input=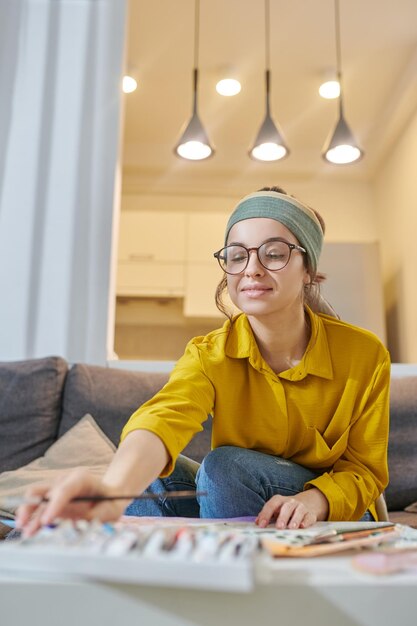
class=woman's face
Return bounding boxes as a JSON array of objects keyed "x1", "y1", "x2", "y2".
[{"x1": 226, "y1": 218, "x2": 309, "y2": 319}]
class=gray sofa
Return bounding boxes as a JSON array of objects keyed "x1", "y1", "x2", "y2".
[{"x1": 0, "y1": 355, "x2": 416, "y2": 538}]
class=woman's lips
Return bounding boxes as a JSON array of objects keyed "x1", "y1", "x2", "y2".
[{"x1": 241, "y1": 285, "x2": 272, "y2": 298}]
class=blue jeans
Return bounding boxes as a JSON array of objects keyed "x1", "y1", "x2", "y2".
[{"x1": 124, "y1": 446, "x2": 373, "y2": 521}]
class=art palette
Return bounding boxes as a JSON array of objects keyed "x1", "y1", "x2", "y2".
[{"x1": 0, "y1": 519, "x2": 259, "y2": 591}]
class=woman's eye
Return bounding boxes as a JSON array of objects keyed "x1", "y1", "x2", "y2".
[
  {"x1": 266, "y1": 250, "x2": 285, "y2": 260},
  {"x1": 230, "y1": 254, "x2": 246, "y2": 263}
]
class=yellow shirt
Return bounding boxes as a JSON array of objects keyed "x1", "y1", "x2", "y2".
[{"x1": 121, "y1": 308, "x2": 390, "y2": 521}]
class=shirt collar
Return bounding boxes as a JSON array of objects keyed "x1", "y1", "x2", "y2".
[{"x1": 225, "y1": 308, "x2": 334, "y2": 381}]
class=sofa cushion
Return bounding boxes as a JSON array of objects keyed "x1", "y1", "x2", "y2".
[
  {"x1": 0, "y1": 414, "x2": 115, "y2": 518},
  {"x1": 0, "y1": 356, "x2": 68, "y2": 473},
  {"x1": 60, "y1": 364, "x2": 170, "y2": 446},
  {"x1": 385, "y1": 376, "x2": 417, "y2": 511},
  {"x1": 59, "y1": 364, "x2": 212, "y2": 462}
]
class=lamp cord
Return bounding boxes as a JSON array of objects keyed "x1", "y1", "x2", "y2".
[
  {"x1": 265, "y1": 0, "x2": 270, "y2": 71},
  {"x1": 264, "y1": 0, "x2": 271, "y2": 110},
  {"x1": 335, "y1": 0, "x2": 342, "y2": 77},
  {"x1": 334, "y1": 0, "x2": 342, "y2": 88},
  {"x1": 334, "y1": 0, "x2": 344, "y2": 113},
  {"x1": 194, "y1": 0, "x2": 200, "y2": 69},
  {"x1": 192, "y1": 0, "x2": 200, "y2": 113}
]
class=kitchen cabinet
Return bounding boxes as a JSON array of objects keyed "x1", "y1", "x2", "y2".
[
  {"x1": 185, "y1": 212, "x2": 228, "y2": 262},
  {"x1": 116, "y1": 209, "x2": 230, "y2": 313},
  {"x1": 184, "y1": 263, "x2": 238, "y2": 319},
  {"x1": 116, "y1": 211, "x2": 186, "y2": 297},
  {"x1": 184, "y1": 212, "x2": 230, "y2": 317}
]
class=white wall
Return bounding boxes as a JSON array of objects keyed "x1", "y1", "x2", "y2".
[
  {"x1": 374, "y1": 107, "x2": 417, "y2": 362},
  {"x1": 0, "y1": 0, "x2": 127, "y2": 364}
]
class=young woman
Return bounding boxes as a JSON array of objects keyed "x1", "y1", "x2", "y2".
[{"x1": 17, "y1": 187, "x2": 390, "y2": 535}]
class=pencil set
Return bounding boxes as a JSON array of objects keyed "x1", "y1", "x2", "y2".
[{"x1": 261, "y1": 522, "x2": 399, "y2": 557}]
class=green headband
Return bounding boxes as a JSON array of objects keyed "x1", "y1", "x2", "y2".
[{"x1": 225, "y1": 191, "x2": 324, "y2": 274}]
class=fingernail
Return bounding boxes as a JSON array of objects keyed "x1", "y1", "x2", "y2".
[
  {"x1": 40, "y1": 513, "x2": 50, "y2": 525},
  {"x1": 259, "y1": 519, "x2": 267, "y2": 528}
]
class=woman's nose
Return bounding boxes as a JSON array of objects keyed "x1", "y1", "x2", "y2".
[{"x1": 245, "y1": 249, "x2": 264, "y2": 276}]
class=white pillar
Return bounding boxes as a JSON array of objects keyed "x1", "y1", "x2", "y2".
[{"x1": 0, "y1": 0, "x2": 126, "y2": 364}]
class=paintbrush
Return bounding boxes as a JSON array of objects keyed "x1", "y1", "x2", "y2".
[{"x1": 2, "y1": 490, "x2": 207, "y2": 508}]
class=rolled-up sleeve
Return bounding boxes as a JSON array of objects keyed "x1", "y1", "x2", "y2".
[{"x1": 120, "y1": 342, "x2": 215, "y2": 475}]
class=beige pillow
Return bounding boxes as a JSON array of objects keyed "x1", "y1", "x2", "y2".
[{"x1": 0, "y1": 414, "x2": 116, "y2": 517}]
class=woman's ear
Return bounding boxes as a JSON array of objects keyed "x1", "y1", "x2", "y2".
[{"x1": 303, "y1": 269, "x2": 311, "y2": 285}]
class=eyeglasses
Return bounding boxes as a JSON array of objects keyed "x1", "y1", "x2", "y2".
[{"x1": 213, "y1": 238, "x2": 306, "y2": 275}]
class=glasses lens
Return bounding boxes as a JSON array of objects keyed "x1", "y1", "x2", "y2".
[
  {"x1": 259, "y1": 240, "x2": 290, "y2": 270},
  {"x1": 218, "y1": 245, "x2": 248, "y2": 274}
]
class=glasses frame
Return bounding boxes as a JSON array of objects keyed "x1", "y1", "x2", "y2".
[{"x1": 213, "y1": 238, "x2": 306, "y2": 275}]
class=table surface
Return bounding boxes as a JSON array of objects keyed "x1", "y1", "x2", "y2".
[
  {"x1": 2, "y1": 551, "x2": 417, "y2": 626},
  {"x1": 2, "y1": 520, "x2": 417, "y2": 625}
]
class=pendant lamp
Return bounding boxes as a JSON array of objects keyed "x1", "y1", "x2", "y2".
[
  {"x1": 322, "y1": 0, "x2": 363, "y2": 164},
  {"x1": 175, "y1": 0, "x2": 214, "y2": 161},
  {"x1": 249, "y1": 0, "x2": 289, "y2": 162}
]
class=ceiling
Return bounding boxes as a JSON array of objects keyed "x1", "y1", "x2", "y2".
[{"x1": 121, "y1": 0, "x2": 417, "y2": 194}]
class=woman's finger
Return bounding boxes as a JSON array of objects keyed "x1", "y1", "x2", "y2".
[
  {"x1": 22, "y1": 505, "x2": 48, "y2": 537},
  {"x1": 282, "y1": 501, "x2": 309, "y2": 529},
  {"x1": 299, "y1": 511, "x2": 317, "y2": 529},
  {"x1": 39, "y1": 468, "x2": 104, "y2": 526},
  {"x1": 83, "y1": 500, "x2": 126, "y2": 523},
  {"x1": 15, "y1": 482, "x2": 52, "y2": 530},
  {"x1": 16, "y1": 468, "x2": 113, "y2": 536},
  {"x1": 256, "y1": 494, "x2": 286, "y2": 527},
  {"x1": 256, "y1": 495, "x2": 318, "y2": 529},
  {"x1": 274, "y1": 498, "x2": 299, "y2": 529}
]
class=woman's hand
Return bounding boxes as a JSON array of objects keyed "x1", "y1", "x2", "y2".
[
  {"x1": 255, "y1": 488, "x2": 329, "y2": 529},
  {"x1": 15, "y1": 468, "x2": 127, "y2": 537},
  {"x1": 16, "y1": 430, "x2": 169, "y2": 537}
]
